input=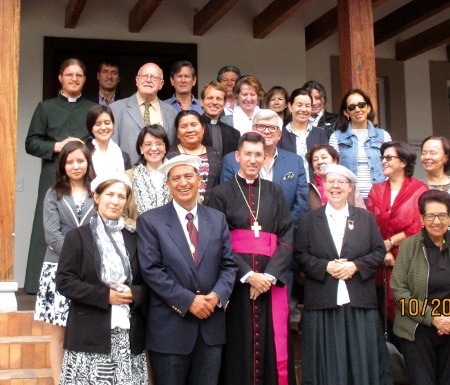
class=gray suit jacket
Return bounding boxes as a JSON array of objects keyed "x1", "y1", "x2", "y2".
[
  {"x1": 111, "y1": 93, "x2": 177, "y2": 165},
  {"x1": 43, "y1": 189, "x2": 95, "y2": 263}
]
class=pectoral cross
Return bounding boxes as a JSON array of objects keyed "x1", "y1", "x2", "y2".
[{"x1": 251, "y1": 221, "x2": 261, "y2": 238}]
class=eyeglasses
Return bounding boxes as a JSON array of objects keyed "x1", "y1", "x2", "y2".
[
  {"x1": 253, "y1": 124, "x2": 279, "y2": 133},
  {"x1": 422, "y1": 213, "x2": 449, "y2": 222},
  {"x1": 324, "y1": 179, "x2": 350, "y2": 187},
  {"x1": 62, "y1": 73, "x2": 84, "y2": 79},
  {"x1": 380, "y1": 155, "x2": 400, "y2": 162},
  {"x1": 137, "y1": 74, "x2": 162, "y2": 82},
  {"x1": 143, "y1": 142, "x2": 165, "y2": 149},
  {"x1": 346, "y1": 102, "x2": 367, "y2": 111}
]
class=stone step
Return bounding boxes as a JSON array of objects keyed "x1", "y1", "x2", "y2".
[{"x1": 0, "y1": 368, "x2": 52, "y2": 385}]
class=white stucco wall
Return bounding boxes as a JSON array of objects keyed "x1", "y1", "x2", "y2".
[{"x1": 14, "y1": 0, "x2": 449, "y2": 286}]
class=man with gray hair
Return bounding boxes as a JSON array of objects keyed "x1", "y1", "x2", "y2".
[
  {"x1": 221, "y1": 108, "x2": 309, "y2": 223},
  {"x1": 111, "y1": 62, "x2": 177, "y2": 164}
]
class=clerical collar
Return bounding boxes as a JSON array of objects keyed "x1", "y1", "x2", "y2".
[
  {"x1": 204, "y1": 115, "x2": 220, "y2": 124},
  {"x1": 237, "y1": 171, "x2": 258, "y2": 184},
  {"x1": 60, "y1": 91, "x2": 82, "y2": 103}
]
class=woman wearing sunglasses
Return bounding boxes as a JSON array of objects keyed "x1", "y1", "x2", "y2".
[
  {"x1": 366, "y1": 141, "x2": 428, "y2": 347},
  {"x1": 329, "y1": 89, "x2": 392, "y2": 200}
]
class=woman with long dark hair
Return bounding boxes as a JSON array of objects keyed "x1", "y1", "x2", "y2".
[{"x1": 34, "y1": 141, "x2": 95, "y2": 384}]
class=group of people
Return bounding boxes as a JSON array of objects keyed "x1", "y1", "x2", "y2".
[{"x1": 25, "y1": 56, "x2": 450, "y2": 385}]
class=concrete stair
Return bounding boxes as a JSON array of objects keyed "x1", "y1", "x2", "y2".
[{"x1": 0, "y1": 311, "x2": 52, "y2": 385}]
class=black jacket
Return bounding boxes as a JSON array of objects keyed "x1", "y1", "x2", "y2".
[{"x1": 56, "y1": 224, "x2": 147, "y2": 354}]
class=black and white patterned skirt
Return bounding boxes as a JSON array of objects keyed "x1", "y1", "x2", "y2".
[
  {"x1": 34, "y1": 262, "x2": 70, "y2": 326},
  {"x1": 60, "y1": 328, "x2": 149, "y2": 385}
]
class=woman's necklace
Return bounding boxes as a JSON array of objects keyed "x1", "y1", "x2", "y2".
[
  {"x1": 235, "y1": 174, "x2": 261, "y2": 237},
  {"x1": 180, "y1": 144, "x2": 205, "y2": 155}
]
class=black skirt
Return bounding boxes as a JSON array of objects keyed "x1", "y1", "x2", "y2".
[{"x1": 301, "y1": 305, "x2": 393, "y2": 385}]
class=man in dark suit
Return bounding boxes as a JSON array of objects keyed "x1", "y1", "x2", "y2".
[
  {"x1": 111, "y1": 62, "x2": 177, "y2": 165},
  {"x1": 85, "y1": 60, "x2": 121, "y2": 105},
  {"x1": 220, "y1": 108, "x2": 309, "y2": 225},
  {"x1": 137, "y1": 154, "x2": 237, "y2": 385},
  {"x1": 200, "y1": 81, "x2": 240, "y2": 158}
]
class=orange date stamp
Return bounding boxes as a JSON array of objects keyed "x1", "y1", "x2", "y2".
[{"x1": 398, "y1": 298, "x2": 450, "y2": 317}]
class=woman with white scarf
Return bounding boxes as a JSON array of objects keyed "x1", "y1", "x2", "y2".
[{"x1": 56, "y1": 173, "x2": 149, "y2": 385}]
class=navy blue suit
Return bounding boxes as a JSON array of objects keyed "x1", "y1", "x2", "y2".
[
  {"x1": 137, "y1": 202, "x2": 237, "y2": 355},
  {"x1": 220, "y1": 148, "x2": 309, "y2": 224}
]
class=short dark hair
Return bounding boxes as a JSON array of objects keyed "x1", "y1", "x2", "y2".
[
  {"x1": 421, "y1": 136, "x2": 450, "y2": 173},
  {"x1": 418, "y1": 189, "x2": 450, "y2": 215},
  {"x1": 289, "y1": 88, "x2": 312, "y2": 104},
  {"x1": 53, "y1": 141, "x2": 94, "y2": 200},
  {"x1": 302, "y1": 80, "x2": 328, "y2": 105},
  {"x1": 216, "y1": 65, "x2": 241, "y2": 82},
  {"x1": 135, "y1": 124, "x2": 170, "y2": 166},
  {"x1": 237, "y1": 132, "x2": 266, "y2": 152},
  {"x1": 97, "y1": 60, "x2": 120, "y2": 73},
  {"x1": 174, "y1": 110, "x2": 203, "y2": 131},
  {"x1": 306, "y1": 144, "x2": 339, "y2": 167},
  {"x1": 85, "y1": 105, "x2": 115, "y2": 154},
  {"x1": 86, "y1": 104, "x2": 115, "y2": 135},
  {"x1": 337, "y1": 89, "x2": 376, "y2": 132},
  {"x1": 170, "y1": 60, "x2": 196, "y2": 78},
  {"x1": 380, "y1": 141, "x2": 417, "y2": 177}
]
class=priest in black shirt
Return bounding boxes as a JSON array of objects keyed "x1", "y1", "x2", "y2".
[{"x1": 200, "y1": 81, "x2": 240, "y2": 158}]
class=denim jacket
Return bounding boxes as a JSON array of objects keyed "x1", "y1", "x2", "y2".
[{"x1": 334, "y1": 121, "x2": 387, "y2": 184}]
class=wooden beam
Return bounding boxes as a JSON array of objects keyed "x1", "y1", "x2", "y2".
[
  {"x1": 305, "y1": 7, "x2": 337, "y2": 50},
  {"x1": 253, "y1": 0, "x2": 310, "y2": 39},
  {"x1": 0, "y1": 0, "x2": 19, "y2": 281},
  {"x1": 305, "y1": 0, "x2": 396, "y2": 50},
  {"x1": 396, "y1": 19, "x2": 450, "y2": 61},
  {"x1": 338, "y1": 0, "x2": 377, "y2": 113},
  {"x1": 193, "y1": 0, "x2": 239, "y2": 36},
  {"x1": 375, "y1": 0, "x2": 450, "y2": 45},
  {"x1": 129, "y1": 0, "x2": 164, "y2": 33},
  {"x1": 65, "y1": 0, "x2": 88, "y2": 29}
]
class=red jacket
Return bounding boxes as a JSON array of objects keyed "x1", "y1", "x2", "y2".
[{"x1": 367, "y1": 177, "x2": 428, "y2": 321}]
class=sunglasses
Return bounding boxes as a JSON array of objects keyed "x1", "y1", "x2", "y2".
[{"x1": 346, "y1": 102, "x2": 367, "y2": 111}]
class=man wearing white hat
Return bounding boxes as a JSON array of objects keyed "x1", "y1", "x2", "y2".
[{"x1": 136, "y1": 154, "x2": 237, "y2": 385}]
